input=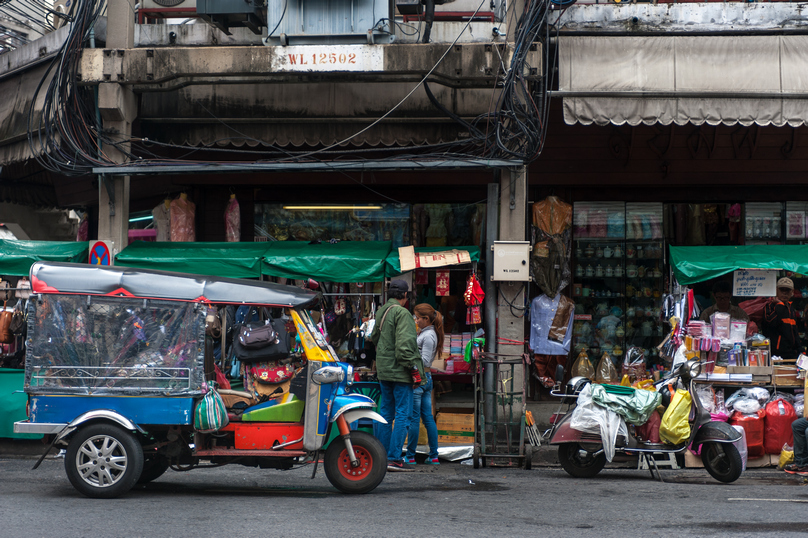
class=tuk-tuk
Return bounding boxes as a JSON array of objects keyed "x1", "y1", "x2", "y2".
[{"x1": 14, "y1": 262, "x2": 388, "y2": 498}]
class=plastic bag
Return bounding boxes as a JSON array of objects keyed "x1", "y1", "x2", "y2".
[
  {"x1": 595, "y1": 352, "x2": 619, "y2": 384},
  {"x1": 621, "y1": 347, "x2": 646, "y2": 379},
  {"x1": 695, "y1": 384, "x2": 716, "y2": 413},
  {"x1": 636, "y1": 410, "x2": 661, "y2": 443},
  {"x1": 730, "y1": 409, "x2": 765, "y2": 459},
  {"x1": 591, "y1": 384, "x2": 662, "y2": 426},
  {"x1": 732, "y1": 425, "x2": 748, "y2": 472},
  {"x1": 764, "y1": 398, "x2": 797, "y2": 454},
  {"x1": 733, "y1": 399, "x2": 761, "y2": 415},
  {"x1": 659, "y1": 388, "x2": 692, "y2": 445},
  {"x1": 194, "y1": 386, "x2": 229, "y2": 433},
  {"x1": 571, "y1": 350, "x2": 595, "y2": 380},
  {"x1": 778, "y1": 444, "x2": 795, "y2": 470},
  {"x1": 170, "y1": 194, "x2": 196, "y2": 242},
  {"x1": 569, "y1": 384, "x2": 628, "y2": 462}
]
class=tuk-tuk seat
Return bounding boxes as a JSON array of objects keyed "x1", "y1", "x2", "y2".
[{"x1": 240, "y1": 393, "x2": 304, "y2": 423}]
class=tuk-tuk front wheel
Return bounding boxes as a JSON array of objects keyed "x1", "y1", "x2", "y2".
[
  {"x1": 65, "y1": 423, "x2": 144, "y2": 499},
  {"x1": 324, "y1": 431, "x2": 387, "y2": 494}
]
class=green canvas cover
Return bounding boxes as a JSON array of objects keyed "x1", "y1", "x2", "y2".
[
  {"x1": 385, "y1": 246, "x2": 481, "y2": 277},
  {"x1": 669, "y1": 245, "x2": 808, "y2": 285},
  {"x1": 115, "y1": 242, "x2": 270, "y2": 278},
  {"x1": 262, "y1": 241, "x2": 392, "y2": 282},
  {"x1": 0, "y1": 239, "x2": 89, "y2": 276}
]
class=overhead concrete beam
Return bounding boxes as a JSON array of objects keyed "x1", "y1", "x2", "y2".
[{"x1": 79, "y1": 43, "x2": 541, "y2": 90}]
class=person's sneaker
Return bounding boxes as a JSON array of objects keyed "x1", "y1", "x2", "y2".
[
  {"x1": 424, "y1": 457, "x2": 440, "y2": 465},
  {"x1": 403, "y1": 456, "x2": 416, "y2": 465},
  {"x1": 387, "y1": 461, "x2": 415, "y2": 472},
  {"x1": 784, "y1": 463, "x2": 808, "y2": 475}
]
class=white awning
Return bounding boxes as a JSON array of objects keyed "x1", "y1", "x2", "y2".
[{"x1": 558, "y1": 35, "x2": 808, "y2": 127}]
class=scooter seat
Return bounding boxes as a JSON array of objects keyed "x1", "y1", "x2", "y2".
[{"x1": 241, "y1": 393, "x2": 304, "y2": 422}]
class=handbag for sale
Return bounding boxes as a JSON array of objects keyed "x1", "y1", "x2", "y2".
[
  {"x1": 8, "y1": 305, "x2": 24, "y2": 336},
  {"x1": 233, "y1": 318, "x2": 290, "y2": 363},
  {"x1": 0, "y1": 281, "x2": 10, "y2": 302},
  {"x1": 205, "y1": 306, "x2": 222, "y2": 338},
  {"x1": 238, "y1": 321, "x2": 278, "y2": 348},
  {"x1": 250, "y1": 361, "x2": 296, "y2": 385},
  {"x1": 0, "y1": 302, "x2": 13, "y2": 344}
]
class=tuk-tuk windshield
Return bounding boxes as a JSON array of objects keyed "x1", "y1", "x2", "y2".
[{"x1": 293, "y1": 308, "x2": 339, "y2": 362}]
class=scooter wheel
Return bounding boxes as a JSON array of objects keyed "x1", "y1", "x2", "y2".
[
  {"x1": 701, "y1": 442, "x2": 743, "y2": 483},
  {"x1": 324, "y1": 431, "x2": 387, "y2": 494},
  {"x1": 65, "y1": 423, "x2": 144, "y2": 499},
  {"x1": 558, "y1": 443, "x2": 606, "y2": 478}
]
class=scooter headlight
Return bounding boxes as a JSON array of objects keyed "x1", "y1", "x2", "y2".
[
  {"x1": 312, "y1": 366, "x2": 345, "y2": 385},
  {"x1": 685, "y1": 359, "x2": 702, "y2": 380}
]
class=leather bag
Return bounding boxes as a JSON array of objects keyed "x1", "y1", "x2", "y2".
[
  {"x1": 233, "y1": 318, "x2": 290, "y2": 363},
  {"x1": 237, "y1": 321, "x2": 278, "y2": 349},
  {"x1": 0, "y1": 302, "x2": 13, "y2": 344}
]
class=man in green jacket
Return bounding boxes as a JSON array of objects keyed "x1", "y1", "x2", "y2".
[{"x1": 371, "y1": 279, "x2": 424, "y2": 471}]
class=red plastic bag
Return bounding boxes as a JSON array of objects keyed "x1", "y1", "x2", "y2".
[
  {"x1": 730, "y1": 409, "x2": 766, "y2": 459},
  {"x1": 636, "y1": 410, "x2": 661, "y2": 444},
  {"x1": 738, "y1": 297, "x2": 772, "y2": 326},
  {"x1": 764, "y1": 398, "x2": 797, "y2": 454}
]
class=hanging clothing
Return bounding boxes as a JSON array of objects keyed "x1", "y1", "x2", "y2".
[
  {"x1": 225, "y1": 196, "x2": 241, "y2": 242},
  {"x1": 170, "y1": 196, "x2": 196, "y2": 242},
  {"x1": 532, "y1": 196, "x2": 572, "y2": 236},
  {"x1": 529, "y1": 294, "x2": 574, "y2": 355},
  {"x1": 152, "y1": 202, "x2": 171, "y2": 241}
]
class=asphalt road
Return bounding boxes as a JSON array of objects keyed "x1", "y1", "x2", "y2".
[{"x1": 2, "y1": 455, "x2": 808, "y2": 538}]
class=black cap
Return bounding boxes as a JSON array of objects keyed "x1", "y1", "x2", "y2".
[{"x1": 388, "y1": 279, "x2": 409, "y2": 293}]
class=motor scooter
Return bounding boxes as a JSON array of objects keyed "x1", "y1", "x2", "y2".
[{"x1": 547, "y1": 359, "x2": 744, "y2": 483}]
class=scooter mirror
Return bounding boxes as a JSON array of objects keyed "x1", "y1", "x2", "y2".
[{"x1": 555, "y1": 364, "x2": 565, "y2": 383}]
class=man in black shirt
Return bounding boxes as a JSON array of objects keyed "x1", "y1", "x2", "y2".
[{"x1": 762, "y1": 277, "x2": 802, "y2": 360}]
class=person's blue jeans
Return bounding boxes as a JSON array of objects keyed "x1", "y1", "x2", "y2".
[
  {"x1": 373, "y1": 380, "x2": 414, "y2": 463},
  {"x1": 792, "y1": 417, "x2": 808, "y2": 466},
  {"x1": 406, "y1": 373, "x2": 439, "y2": 460}
]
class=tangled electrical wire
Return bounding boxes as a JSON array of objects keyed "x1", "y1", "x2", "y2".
[
  {"x1": 28, "y1": 0, "x2": 554, "y2": 176},
  {"x1": 28, "y1": 0, "x2": 117, "y2": 176}
]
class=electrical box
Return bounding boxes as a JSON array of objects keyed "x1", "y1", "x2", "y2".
[
  {"x1": 197, "y1": 0, "x2": 265, "y2": 35},
  {"x1": 491, "y1": 241, "x2": 531, "y2": 282},
  {"x1": 265, "y1": 0, "x2": 394, "y2": 45}
]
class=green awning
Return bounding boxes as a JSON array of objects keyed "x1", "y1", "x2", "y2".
[
  {"x1": 670, "y1": 245, "x2": 808, "y2": 285},
  {"x1": 262, "y1": 241, "x2": 393, "y2": 282},
  {"x1": 385, "y1": 246, "x2": 481, "y2": 277},
  {"x1": 0, "y1": 240, "x2": 89, "y2": 276},
  {"x1": 115, "y1": 242, "x2": 270, "y2": 279}
]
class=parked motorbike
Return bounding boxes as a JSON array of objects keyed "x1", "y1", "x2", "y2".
[{"x1": 547, "y1": 359, "x2": 744, "y2": 483}]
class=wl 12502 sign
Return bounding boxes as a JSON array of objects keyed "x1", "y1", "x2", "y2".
[{"x1": 272, "y1": 45, "x2": 383, "y2": 73}]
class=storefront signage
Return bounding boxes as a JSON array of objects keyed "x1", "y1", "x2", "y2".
[
  {"x1": 271, "y1": 45, "x2": 383, "y2": 73},
  {"x1": 733, "y1": 269, "x2": 776, "y2": 297}
]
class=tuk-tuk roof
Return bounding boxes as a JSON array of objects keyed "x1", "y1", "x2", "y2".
[{"x1": 30, "y1": 262, "x2": 321, "y2": 308}]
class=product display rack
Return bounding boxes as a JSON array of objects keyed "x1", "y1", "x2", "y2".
[{"x1": 572, "y1": 237, "x2": 667, "y2": 369}]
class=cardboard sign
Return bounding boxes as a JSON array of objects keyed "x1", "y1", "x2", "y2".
[
  {"x1": 733, "y1": 269, "x2": 777, "y2": 297},
  {"x1": 398, "y1": 246, "x2": 471, "y2": 272}
]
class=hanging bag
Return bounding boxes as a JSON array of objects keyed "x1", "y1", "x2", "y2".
[
  {"x1": 0, "y1": 301, "x2": 13, "y2": 344},
  {"x1": 659, "y1": 388, "x2": 692, "y2": 445},
  {"x1": 194, "y1": 385, "x2": 229, "y2": 433},
  {"x1": 8, "y1": 301, "x2": 24, "y2": 335}
]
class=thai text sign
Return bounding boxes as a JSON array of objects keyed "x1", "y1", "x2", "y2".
[{"x1": 733, "y1": 269, "x2": 777, "y2": 297}]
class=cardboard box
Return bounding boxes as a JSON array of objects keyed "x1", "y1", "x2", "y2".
[
  {"x1": 431, "y1": 358, "x2": 446, "y2": 372},
  {"x1": 685, "y1": 451, "x2": 776, "y2": 469},
  {"x1": 773, "y1": 360, "x2": 801, "y2": 386},
  {"x1": 726, "y1": 365, "x2": 772, "y2": 375},
  {"x1": 436, "y1": 407, "x2": 474, "y2": 445}
]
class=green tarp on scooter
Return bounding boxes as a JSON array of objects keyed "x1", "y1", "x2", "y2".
[{"x1": 591, "y1": 384, "x2": 662, "y2": 426}]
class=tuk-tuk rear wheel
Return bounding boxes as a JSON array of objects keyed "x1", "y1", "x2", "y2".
[
  {"x1": 324, "y1": 431, "x2": 387, "y2": 494},
  {"x1": 65, "y1": 423, "x2": 144, "y2": 499}
]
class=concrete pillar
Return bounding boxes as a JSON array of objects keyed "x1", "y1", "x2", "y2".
[
  {"x1": 96, "y1": 0, "x2": 136, "y2": 254},
  {"x1": 496, "y1": 166, "x2": 527, "y2": 415}
]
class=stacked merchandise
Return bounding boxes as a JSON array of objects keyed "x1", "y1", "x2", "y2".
[
  {"x1": 685, "y1": 313, "x2": 770, "y2": 380},
  {"x1": 443, "y1": 332, "x2": 474, "y2": 374}
]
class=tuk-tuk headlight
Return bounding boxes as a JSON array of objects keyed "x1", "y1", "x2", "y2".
[{"x1": 312, "y1": 366, "x2": 345, "y2": 385}]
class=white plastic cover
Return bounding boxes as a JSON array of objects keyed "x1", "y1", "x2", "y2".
[
  {"x1": 25, "y1": 295, "x2": 206, "y2": 396},
  {"x1": 569, "y1": 384, "x2": 628, "y2": 462}
]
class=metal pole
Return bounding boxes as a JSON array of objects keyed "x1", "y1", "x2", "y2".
[{"x1": 484, "y1": 182, "x2": 499, "y2": 431}]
